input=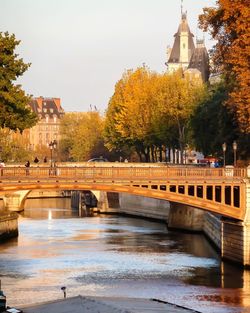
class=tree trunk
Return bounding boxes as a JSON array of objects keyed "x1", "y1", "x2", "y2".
[
  {"x1": 159, "y1": 146, "x2": 163, "y2": 162},
  {"x1": 151, "y1": 146, "x2": 155, "y2": 163}
]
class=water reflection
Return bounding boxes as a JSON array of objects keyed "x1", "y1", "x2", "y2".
[
  {"x1": 23, "y1": 198, "x2": 77, "y2": 219},
  {"x1": 0, "y1": 200, "x2": 249, "y2": 312}
]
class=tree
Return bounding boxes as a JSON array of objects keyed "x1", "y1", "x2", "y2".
[
  {"x1": 60, "y1": 112, "x2": 109, "y2": 161},
  {"x1": 0, "y1": 32, "x2": 37, "y2": 132},
  {"x1": 199, "y1": 0, "x2": 250, "y2": 133},
  {"x1": 0, "y1": 128, "x2": 32, "y2": 162},
  {"x1": 104, "y1": 67, "x2": 204, "y2": 163},
  {"x1": 104, "y1": 67, "x2": 159, "y2": 162},
  {"x1": 153, "y1": 71, "x2": 205, "y2": 163},
  {"x1": 191, "y1": 80, "x2": 250, "y2": 161}
]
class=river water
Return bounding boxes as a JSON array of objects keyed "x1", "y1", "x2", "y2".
[{"x1": 0, "y1": 198, "x2": 250, "y2": 313}]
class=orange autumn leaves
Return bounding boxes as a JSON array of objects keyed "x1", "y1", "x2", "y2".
[
  {"x1": 199, "y1": 0, "x2": 250, "y2": 133},
  {"x1": 104, "y1": 67, "x2": 204, "y2": 160}
]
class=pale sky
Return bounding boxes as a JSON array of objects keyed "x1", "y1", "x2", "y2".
[{"x1": 1, "y1": 0, "x2": 216, "y2": 113}]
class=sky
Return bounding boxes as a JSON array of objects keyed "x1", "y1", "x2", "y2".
[{"x1": 1, "y1": 0, "x2": 216, "y2": 113}]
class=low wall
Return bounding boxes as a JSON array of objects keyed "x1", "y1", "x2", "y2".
[{"x1": 0, "y1": 212, "x2": 18, "y2": 241}]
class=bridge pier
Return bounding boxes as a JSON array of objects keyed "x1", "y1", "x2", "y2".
[
  {"x1": 221, "y1": 219, "x2": 250, "y2": 266},
  {"x1": 167, "y1": 203, "x2": 204, "y2": 232},
  {"x1": 221, "y1": 180, "x2": 250, "y2": 267},
  {"x1": 2, "y1": 191, "x2": 30, "y2": 212}
]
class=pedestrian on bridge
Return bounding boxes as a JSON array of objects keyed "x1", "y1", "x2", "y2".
[{"x1": 25, "y1": 160, "x2": 30, "y2": 175}]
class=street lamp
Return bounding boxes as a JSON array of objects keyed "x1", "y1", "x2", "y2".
[
  {"x1": 49, "y1": 140, "x2": 57, "y2": 168},
  {"x1": 232, "y1": 141, "x2": 237, "y2": 167},
  {"x1": 222, "y1": 142, "x2": 227, "y2": 167}
]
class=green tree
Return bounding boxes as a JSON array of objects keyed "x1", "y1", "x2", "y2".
[
  {"x1": 0, "y1": 32, "x2": 37, "y2": 132},
  {"x1": 191, "y1": 80, "x2": 250, "y2": 161}
]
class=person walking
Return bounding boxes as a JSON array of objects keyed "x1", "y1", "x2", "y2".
[
  {"x1": 0, "y1": 161, "x2": 5, "y2": 176},
  {"x1": 25, "y1": 160, "x2": 30, "y2": 175}
]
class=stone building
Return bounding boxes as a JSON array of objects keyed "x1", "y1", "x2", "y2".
[
  {"x1": 166, "y1": 12, "x2": 209, "y2": 82},
  {"x1": 25, "y1": 97, "x2": 65, "y2": 150}
]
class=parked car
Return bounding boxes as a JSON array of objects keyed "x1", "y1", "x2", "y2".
[{"x1": 87, "y1": 157, "x2": 108, "y2": 162}]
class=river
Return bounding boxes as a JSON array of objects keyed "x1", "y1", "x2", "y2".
[{"x1": 0, "y1": 198, "x2": 250, "y2": 313}]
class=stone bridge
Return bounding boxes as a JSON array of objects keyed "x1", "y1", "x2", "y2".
[
  {"x1": 0, "y1": 164, "x2": 249, "y2": 220},
  {"x1": 1, "y1": 163, "x2": 250, "y2": 266}
]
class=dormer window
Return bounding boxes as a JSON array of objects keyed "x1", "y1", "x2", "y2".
[
  {"x1": 50, "y1": 108, "x2": 54, "y2": 113},
  {"x1": 43, "y1": 108, "x2": 47, "y2": 113}
]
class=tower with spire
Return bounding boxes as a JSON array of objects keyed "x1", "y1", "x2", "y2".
[{"x1": 166, "y1": 7, "x2": 209, "y2": 82}]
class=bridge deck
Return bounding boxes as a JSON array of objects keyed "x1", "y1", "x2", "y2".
[{"x1": 0, "y1": 165, "x2": 248, "y2": 221}]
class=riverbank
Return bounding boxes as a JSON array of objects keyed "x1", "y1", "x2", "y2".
[{"x1": 18, "y1": 295, "x2": 201, "y2": 313}]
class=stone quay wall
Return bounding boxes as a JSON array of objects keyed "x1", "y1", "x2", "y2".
[
  {"x1": 203, "y1": 212, "x2": 222, "y2": 250},
  {"x1": 100, "y1": 191, "x2": 222, "y2": 250}
]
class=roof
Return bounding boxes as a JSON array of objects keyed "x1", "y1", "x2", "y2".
[
  {"x1": 188, "y1": 40, "x2": 210, "y2": 82},
  {"x1": 29, "y1": 97, "x2": 65, "y2": 119},
  {"x1": 21, "y1": 295, "x2": 200, "y2": 313},
  {"x1": 168, "y1": 13, "x2": 195, "y2": 63}
]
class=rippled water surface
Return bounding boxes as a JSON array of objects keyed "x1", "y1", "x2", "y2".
[{"x1": 1, "y1": 198, "x2": 250, "y2": 313}]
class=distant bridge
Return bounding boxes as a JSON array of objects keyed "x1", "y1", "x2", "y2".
[{"x1": 0, "y1": 164, "x2": 249, "y2": 221}]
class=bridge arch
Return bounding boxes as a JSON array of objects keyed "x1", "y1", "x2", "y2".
[{"x1": 0, "y1": 181, "x2": 245, "y2": 220}]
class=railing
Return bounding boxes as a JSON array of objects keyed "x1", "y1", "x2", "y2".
[{"x1": 0, "y1": 165, "x2": 247, "y2": 181}]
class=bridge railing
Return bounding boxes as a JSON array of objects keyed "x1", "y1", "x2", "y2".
[{"x1": 0, "y1": 165, "x2": 246, "y2": 181}]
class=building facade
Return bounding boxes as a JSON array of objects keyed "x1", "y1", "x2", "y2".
[{"x1": 25, "y1": 97, "x2": 65, "y2": 150}]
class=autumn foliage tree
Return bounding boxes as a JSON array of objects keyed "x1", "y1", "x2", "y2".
[
  {"x1": 104, "y1": 67, "x2": 204, "y2": 162},
  {"x1": 199, "y1": 0, "x2": 250, "y2": 134},
  {"x1": 59, "y1": 111, "x2": 109, "y2": 161}
]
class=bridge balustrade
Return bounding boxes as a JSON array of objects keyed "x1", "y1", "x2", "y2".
[{"x1": 0, "y1": 165, "x2": 246, "y2": 180}]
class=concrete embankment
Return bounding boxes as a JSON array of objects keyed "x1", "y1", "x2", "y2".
[
  {"x1": 0, "y1": 211, "x2": 18, "y2": 241},
  {"x1": 20, "y1": 295, "x2": 201, "y2": 313}
]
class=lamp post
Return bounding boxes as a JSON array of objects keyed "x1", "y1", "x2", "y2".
[
  {"x1": 49, "y1": 140, "x2": 57, "y2": 168},
  {"x1": 232, "y1": 141, "x2": 237, "y2": 167},
  {"x1": 222, "y1": 142, "x2": 227, "y2": 167}
]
